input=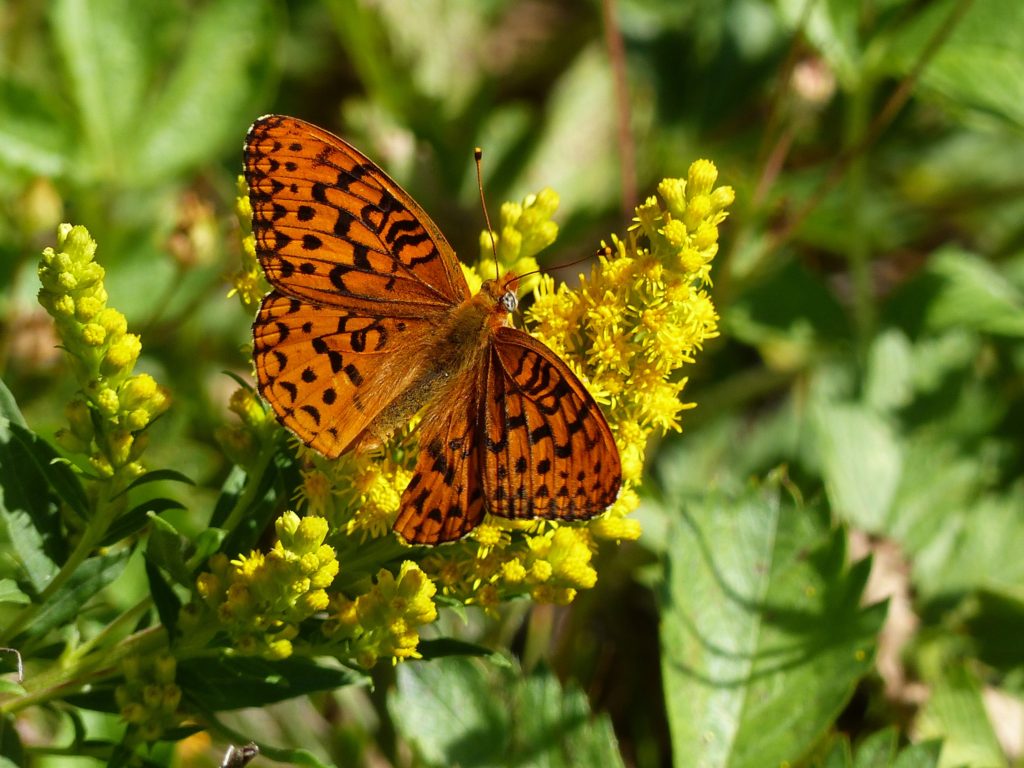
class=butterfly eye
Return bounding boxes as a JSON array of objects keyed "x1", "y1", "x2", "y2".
[{"x1": 500, "y1": 291, "x2": 518, "y2": 313}]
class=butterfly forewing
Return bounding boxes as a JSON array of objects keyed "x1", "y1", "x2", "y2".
[
  {"x1": 245, "y1": 115, "x2": 469, "y2": 313},
  {"x1": 480, "y1": 328, "x2": 622, "y2": 521}
]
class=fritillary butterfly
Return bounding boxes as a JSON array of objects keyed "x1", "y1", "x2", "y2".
[{"x1": 244, "y1": 115, "x2": 621, "y2": 544}]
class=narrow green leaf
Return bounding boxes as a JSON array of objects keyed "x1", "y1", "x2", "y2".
[
  {"x1": 144, "y1": 556, "x2": 181, "y2": 637},
  {"x1": 392, "y1": 657, "x2": 624, "y2": 768},
  {"x1": 21, "y1": 549, "x2": 130, "y2": 641},
  {"x1": 177, "y1": 656, "x2": 366, "y2": 712},
  {"x1": 417, "y1": 638, "x2": 503, "y2": 661},
  {"x1": 660, "y1": 482, "x2": 884, "y2": 768},
  {"x1": 0, "y1": 77, "x2": 73, "y2": 176},
  {"x1": 116, "y1": 468, "x2": 195, "y2": 497},
  {"x1": 146, "y1": 515, "x2": 192, "y2": 588},
  {"x1": 100, "y1": 497, "x2": 187, "y2": 546}
]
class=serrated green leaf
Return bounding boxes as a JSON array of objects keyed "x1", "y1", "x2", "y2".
[
  {"x1": 391, "y1": 657, "x2": 624, "y2": 768},
  {"x1": 21, "y1": 549, "x2": 130, "y2": 641},
  {"x1": 660, "y1": 482, "x2": 884, "y2": 768},
  {"x1": 923, "y1": 249, "x2": 1024, "y2": 336},
  {"x1": 178, "y1": 656, "x2": 366, "y2": 712},
  {"x1": 882, "y1": 0, "x2": 1024, "y2": 129}
]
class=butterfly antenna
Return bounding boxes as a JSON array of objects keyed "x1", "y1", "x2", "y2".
[
  {"x1": 515, "y1": 245, "x2": 612, "y2": 282},
  {"x1": 475, "y1": 147, "x2": 500, "y2": 279}
]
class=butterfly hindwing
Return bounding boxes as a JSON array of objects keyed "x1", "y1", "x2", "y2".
[
  {"x1": 245, "y1": 115, "x2": 470, "y2": 314},
  {"x1": 480, "y1": 327, "x2": 622, "y2": 522},
  {"x1": 253, "y1": 291, "x2": 438, "y2": 457},
  {"x1": 393, "y1": 372, "x2": 486, "y2": 544}
]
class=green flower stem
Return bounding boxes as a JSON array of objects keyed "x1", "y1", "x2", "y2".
[
  {"x1": 844, "y1": 76, "x2": 876, "y2": 364},
  {"x1": 1, "y1": 625, "x2": 168, "y2": 716},
  {"x1": 0, "y1": 482, "x2": 121, "y2": 646}
]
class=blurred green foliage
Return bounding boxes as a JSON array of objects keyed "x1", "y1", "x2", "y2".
[{"x1": 2, "y1": 0, "x2": 1023, "y2": 766}]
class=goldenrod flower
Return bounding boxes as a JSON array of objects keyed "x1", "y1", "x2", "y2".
[{"x1": 38, "y1": 224, "x2": 169, "y2": 490}]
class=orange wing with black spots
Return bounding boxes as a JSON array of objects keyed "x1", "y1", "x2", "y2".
[
  {"x1": 253, "y1": 292, "x2": 434, "y2": 457},
  {"x1": 392, "y1": 373, "x2": 487, "y2": 545},
  {"x1": 480, "y1": 327, "x2": 621, "y2": 523},
  {"x1": 245, "y1": 115, "x2": 469, "y2": 314}
]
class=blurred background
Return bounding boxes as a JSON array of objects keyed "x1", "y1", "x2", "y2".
[{"x1": 2, "y1": 0, "x2": 1023, "y2": 766}]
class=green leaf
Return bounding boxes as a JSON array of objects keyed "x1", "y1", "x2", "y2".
[
  {"x1": 177, "y1": 656, "x2": 366, "y2": 712},
  {"x1": 0, "y1": 418, "x2": 62, "y2": 593},
  {"x1": 100, "y1": 497, "x2": 187, "y2": 546},
  {"x1": 7, "y1": 422, "x2": 88, "y2": 519},
  {"x1": 660, "y1": 481, "x2": 884, "y2": 768},
  {"x1": 0, "y1": 379, "x2": 26, "y2": 428},
  {"x1": 922, "y1": 249, "x2": 1024, "y2": 336},
  {"x1": 116, "y1": 468, "x2": 195, "y2": 497},
  {"x1": 417, "y1": 638, "x2": 505, "y2": 662},
  {"x1": 21, "y1": 549, "x2": 130, "y2": 641},
  {"x1": 145, "y1": 555, "x2": 181, "y2": 637},
  {"x1": 813, "y1": 402, "x2": 903, "y2": 531},
  {"x1": 129, "y1": 0, "x2": 274, "y2": 182},
  {"x1": 391, "y1": 657, "x2": 625, "y2": 768},
  {"x1": 883, "y1": 0, "x2": 1024, "y2": 129},
  {"x1": 0, "y1": 579, "x2": 30, "y2": 606},
  {"x1": 0, "y1": 76, "x2": 73, "y2": 176},
  {"x1": 49, "y1": 0, "x2": 152, "y2": 180},
  {"x1": 812, "y1": 730, "x2": 941, "y2": 768},
  {"x1": 916, "y1": 665, "x2": 1005, "y2": 768},
  {"x1": 145, "y1": 514, "x2": 193, "y2": 588}
]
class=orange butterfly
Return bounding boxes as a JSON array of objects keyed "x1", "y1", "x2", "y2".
[{"x1": 244, "y1": 115, "x2": 621, "y2": 544}]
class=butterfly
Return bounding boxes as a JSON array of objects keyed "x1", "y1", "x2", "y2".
[{"x1": 244, "y1": 115, "x2": 621, "y2": 544}]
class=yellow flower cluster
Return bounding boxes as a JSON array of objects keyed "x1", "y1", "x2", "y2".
[
  {"x1": 194, "y1": 512, "x2": 339, "y2": 659},
  {"x1": 115, "y1": 653, "x2": 181, "y2": 744},
  {"x1": 229, "y1": 175, "x2": 269, "y2": 311},
  {"x1": 424, "y1": 523, "x2": 597, "y2": 610},
  {"x1": 37, "y1": 224, "x2": 169, "y2": 485},
  {"x1": 324, "y1": 561, "x2": 437, "y2": 667},
  {"x1": 527, "y1": 160, "x2": 731, "y2": 538},
  {"x1": 474, "y1": 188, "x2": 559, "y2": 295}
]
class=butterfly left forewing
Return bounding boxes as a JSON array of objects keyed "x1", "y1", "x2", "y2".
[
  {"x1": 481, "y1": 327, "x2": 621, "y2": 522},
  {"x1": 245, "y1": 115, "x2": 469, "y2": 313}
]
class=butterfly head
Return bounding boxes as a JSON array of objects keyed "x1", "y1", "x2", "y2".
[{"x1": 479, "y1": 274, "x2": 520, "y2": 317}]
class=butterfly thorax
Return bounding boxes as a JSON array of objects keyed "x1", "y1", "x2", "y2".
[{"x1": 357, "y1": 277, "x2": 519, "y2": 451}]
